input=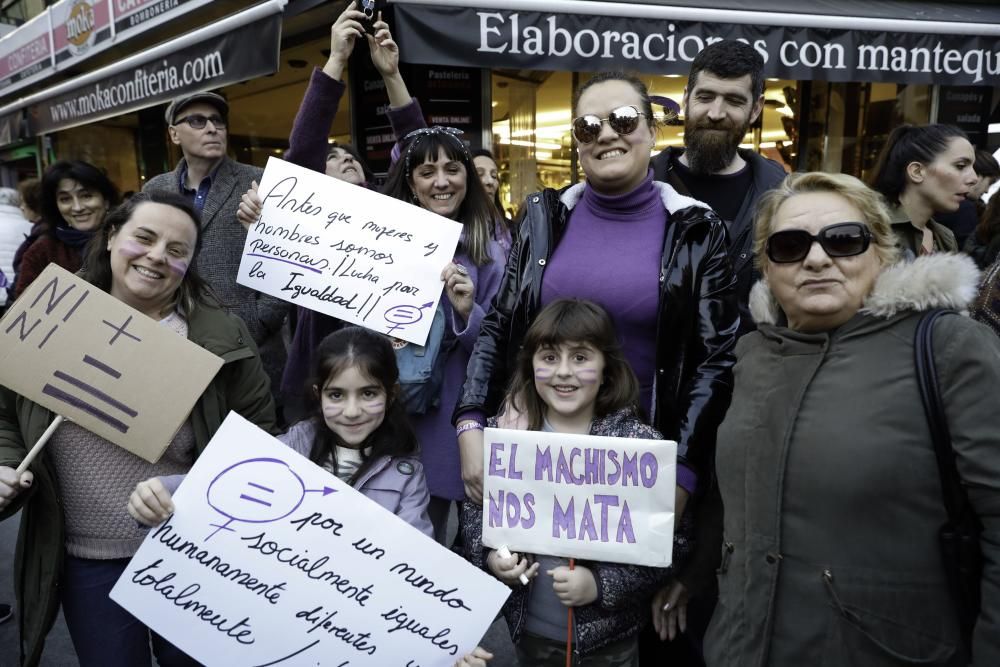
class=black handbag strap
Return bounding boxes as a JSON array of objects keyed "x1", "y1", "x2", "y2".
[{"x1": 913, "y1": 309, "x2": 967, "y2": 523}]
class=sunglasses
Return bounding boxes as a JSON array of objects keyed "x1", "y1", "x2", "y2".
[
  {"x1": 572, "y1": 105, "x2": 646, "y2": 144},
  {"x1": 766, "y1": 222, "x2": 873, "y2": 263},
  {"x1": 173, "y1": 114, "x2": 227, "y2": 130}
]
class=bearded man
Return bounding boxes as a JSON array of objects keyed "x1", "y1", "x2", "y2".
[{"x1": 653, "y1": 40, "x2": 786, "y2": 337}]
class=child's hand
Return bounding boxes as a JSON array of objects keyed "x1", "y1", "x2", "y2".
[
  {"x1": 454, "y1": 646, "x2": 493, "y2": 666},
  {"x1": 127, "y1": 478, "x2": 174, "y2": 526},
  {"x1": 549, "y1": 565, "x2": 598, "y2": 606},
  {"x1": 487, "y1": 549, "x2": 539, "y2": 587}
]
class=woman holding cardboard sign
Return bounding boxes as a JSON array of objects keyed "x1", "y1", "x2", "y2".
[{"x1": 0, "y1": 191, "x2": 276, "y2": 667}]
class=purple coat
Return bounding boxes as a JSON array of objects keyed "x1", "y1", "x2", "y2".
[
  {"x1": 411, "y1": 239, "x2": 506, "y2": 500},
  {"x1": 280, "y1": 420, "x2": 433, "y2": 538}
]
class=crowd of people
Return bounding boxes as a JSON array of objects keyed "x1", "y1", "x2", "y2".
[{"x1": 0, "y1": 2, "x2": 999, "y2": 666}]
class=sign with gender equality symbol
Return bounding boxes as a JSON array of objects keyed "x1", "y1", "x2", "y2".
[
  {"x1": 236, "y1": 157, "x2": 463, "y2": 346},
  {"x1": 0, "y1": 265, "x2": 223, "y2": 463},
  {"x1": 111, "y1": 413, "x2": 510, "y2": 667}
]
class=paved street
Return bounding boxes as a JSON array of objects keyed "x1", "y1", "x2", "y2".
[{"x1": 1, "y1": 511, "x2": 518, "y2": 667}]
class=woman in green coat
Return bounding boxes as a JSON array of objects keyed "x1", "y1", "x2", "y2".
[
  {"x1": 703, "y1": 172, "x2": 1000, "y2": 667},
  {"x1": 0, "y1": 191, "x2": 276, "y2": 666}
]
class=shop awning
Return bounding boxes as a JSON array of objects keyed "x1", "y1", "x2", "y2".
[
  {"x1": 394, "y1": 0, "x2": 1000, "y2": 85},
  {"x1": 0, "y1": 0, "x2": 285, "y2": 141}
]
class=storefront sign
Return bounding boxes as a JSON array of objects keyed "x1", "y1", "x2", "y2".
[
  {"x1": 481, "y1": 428, "x2": 677, "y2": 567},
  {"x1": 111, "y1": 0, "x2": 214, "y2": 36},
  {"x1": 50, "y1": 0, "x2": 113, "y2": 64},
  {"x1": 110, "y1": 413, "x2": 510, "y2": 666},
  {"x1": 395, "y1": 4, "x2": 1000, "y2": 86},
  {"x1": 0, "y1": 13, "x2": 53, "y2": 94},
  {"x1": 937, "y1": 86, "x2": 993, "y2": 148},
  {"x1": 28, "y1": 12, "x2": 281, "y2": 134}
]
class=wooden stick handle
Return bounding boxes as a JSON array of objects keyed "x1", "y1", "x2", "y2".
[
  {"x1": 566, "y1": 557, "x2": 575, "y2": 667},
  {"x1": 16, "y1": 415, "x2": 64, "y2": 475}
]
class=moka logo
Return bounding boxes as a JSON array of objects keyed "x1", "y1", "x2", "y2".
[{"x1": 65, "y1": 0, "x2": 97, "y2": 56}]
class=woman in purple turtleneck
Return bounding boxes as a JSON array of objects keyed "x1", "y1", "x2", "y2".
[{"x1": 454, "y1": 71, "x2": 739, "y2": 644}]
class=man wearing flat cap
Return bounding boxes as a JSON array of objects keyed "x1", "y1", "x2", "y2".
[{"x1": 144, "y1": 91, "x2": 288, "y2": 406}]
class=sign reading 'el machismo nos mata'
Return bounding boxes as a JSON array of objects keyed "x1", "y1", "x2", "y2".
[
  {"x1": 481, "y1": 428, "x2": 677, "y2": 567},
  {"x1": 237, "y1": 158, "x2": 463, "y2": 346},
  {"x1": 111, "y1": 413, "x2": 510, "y2": 667}
]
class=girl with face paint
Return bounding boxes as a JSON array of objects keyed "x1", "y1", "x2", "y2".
[{"x1": 460, "y1": 298, "x2": 681, "y2": 665}]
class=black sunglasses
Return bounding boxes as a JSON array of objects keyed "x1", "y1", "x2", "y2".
[
  {"x1": 572, "y1": 105, "x2": 646, "y2": 144},
  {"x1": 174, "y1": 113, "x2": 227, "y2": 130},
  {"x1": 766, "y1": 222, "x2": 873, "y2": 263}
]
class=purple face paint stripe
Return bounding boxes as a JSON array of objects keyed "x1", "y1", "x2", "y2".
[
  {"x1": 62, "y1": 290, "x2": 89, "y2": 322},
  {"x1": 239, "y1": 494, "x2": 273, "y2": 507},
  {"x1": 83, "y1": 355, "x2": 122, "y2": 378},
  {"x1": 246, "y1": 253, "x2": 323, "y2": 274},
  {"x1": 52, "y1": 370, "x2": 139, "y2": 417},
  {"x1": 41, "y1": 384, "x2": 129, "y2": 433}
]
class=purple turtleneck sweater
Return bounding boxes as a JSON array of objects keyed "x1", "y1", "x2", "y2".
[{"x1": 541, "y1": 170, "x2": 665, "y2": 419}]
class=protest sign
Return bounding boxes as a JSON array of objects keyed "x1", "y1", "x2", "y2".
[
  {"x1": 0, "y1": 265, "x2": 223, "y2": 462},
  {"x1": 236, "y1": 157, "x2": 463, "y2": 346},
  {"x1": 481, "y1": 427, "x2": 676, "y2": 567},
  {"x1": 111, "y1": 412, "x2": 510, "y2": 667}
]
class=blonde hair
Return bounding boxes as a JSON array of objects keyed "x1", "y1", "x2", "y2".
[{"x1": 753, "y1": 172, "x2": 899, "y2": 271}]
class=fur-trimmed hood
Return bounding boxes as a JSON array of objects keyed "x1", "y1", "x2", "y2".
[{"x1": 748, "y1": 253, "x2": 981, "y2": 326}]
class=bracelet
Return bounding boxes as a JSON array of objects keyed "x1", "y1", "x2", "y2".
[{"x1": 456, "y1": 421, "x2": 484, "y2": 436}]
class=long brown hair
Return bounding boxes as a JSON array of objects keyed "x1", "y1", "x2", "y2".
[{"x1": 507, "y1": 298, "x2": 639, "y2": 430}]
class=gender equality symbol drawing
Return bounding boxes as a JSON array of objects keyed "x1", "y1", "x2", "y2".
[
  {"x1": 204, "y1": 457, "x2": 337, "y2": 541},
  {"x1": 383, "y1": 301, "x2": 433, "y2": 335}
]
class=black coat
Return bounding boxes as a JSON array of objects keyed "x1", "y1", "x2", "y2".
[
  {"x1": 652, "y1": 147, "x2": 787, "y2": 336},
  {"x1": 454, "y1": 181, "x2": 738, "y2": 483}
]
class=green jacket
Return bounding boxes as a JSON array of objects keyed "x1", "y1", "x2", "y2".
[
  {"x1": 0, "y1": 300, "x2": 277, "y2": 666},
  {"x1": 706, "y1": 254, "x2": 1000, "y2": 667},
  {"x1": 890, "y1": 204, "x2": 959, "y2": 259}
]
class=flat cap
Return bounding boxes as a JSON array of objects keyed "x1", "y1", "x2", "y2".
[{"x1": 164, "y1": 91, "x2": 228, "y2": 125}]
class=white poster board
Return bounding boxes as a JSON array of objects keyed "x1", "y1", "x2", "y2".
[
  {"x1": 236, "y1": 157, "x2": 463, "y2": 345},
  {"x1": 111, "y1": 413, "x2": 509, "y2": 667},
  {"x1": 481, "y1": 427, "x2": 677, "y2": 567}
]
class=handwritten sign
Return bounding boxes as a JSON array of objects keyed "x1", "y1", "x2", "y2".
[
  {"x1": 481, "y1": 427, "x2": 677, "y2": 567},
  {"x1": 236, "y1": 158, "x2": 463, "y2": 346},
  {"x1": 0, "y1": 265, "x2": 223, "y2": 462},
  {"x1": 110, "y1": 412, "x2": 510, "y2": 667}
]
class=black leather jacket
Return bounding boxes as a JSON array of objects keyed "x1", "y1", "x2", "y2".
[{"x1": 454, "y1": 181, "x2": 739, "y2": 480}]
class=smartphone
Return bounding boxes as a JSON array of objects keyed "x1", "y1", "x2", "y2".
[{"x1": 361, "y1": 0, "x2": 379, "y2": 34}]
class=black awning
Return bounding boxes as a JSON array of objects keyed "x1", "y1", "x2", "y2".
[{"x1": 394, "y1": 0, "x2": 1000, "y2": 85}]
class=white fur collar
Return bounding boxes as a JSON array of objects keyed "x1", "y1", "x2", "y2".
[
  {"x1": 748, "y1": 253, "x2": 981, "y2": 326},
  {"x1": 558, "y1": 180, "x2": 710, "y2": 215}
]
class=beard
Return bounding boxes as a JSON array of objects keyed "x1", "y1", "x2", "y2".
[{"x1": 683, "y1": 112, "x2": 751, "y2": 175}]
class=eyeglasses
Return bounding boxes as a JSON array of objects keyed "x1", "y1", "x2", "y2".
[
  {"x1": 173, "y1": 114, "x2": 227, "y2": 130},
  {"x1": 572, "y1": 105, "x2": 646, "y2": 144},
  {"x1": 766, "y1": 222, "x2": 873, "y2": 263}
]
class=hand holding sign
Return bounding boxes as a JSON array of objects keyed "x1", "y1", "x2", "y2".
[{"x1": 0, "y1": 465, "x2": 32, "y2": 511}]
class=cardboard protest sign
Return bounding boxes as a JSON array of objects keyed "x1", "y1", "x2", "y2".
[
  {"x1": 0, "y1": 265, "x2": 223, "y2": 463},
  {"x1": 481, "y1": 427, "x2": 677, "y2": 567},
  {"x1": 111, "y1": 412, "x2": 510, "y2": 667},
  {"x1": 236, "y1": 157, "x2": 463, "y2": 345}
]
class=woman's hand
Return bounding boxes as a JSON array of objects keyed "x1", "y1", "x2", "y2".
[
  {"x1": 487, "y1": 549, "x2": 539, "y2": 586},
  {"x1": 237, "y1": 181, "x2": 261, "y2": 231},
  {"x1": 652, "y1": 580, "x2": 689, "y2": 641},
  {"x1": 549, "y1": 565, "x2": 598, "y2": 606},
  {"x1": 367, "y1": 15, "x2": 400, "y2": 79},
  {"x1": 458, "y1": 424, "x2": 485, "y2": 503},
  {"x1": 442, "y1": 262, "x2": 474, "y2": 323},
  {"x1": 128, "y1": 478, "x2": 174, "y2": 527},
  {"x1": 454, "y1": 646, "x2": 493, "y2": 666},
  {"x1": 323, "y1": 1, "x2": 367, "y2": 80},
  {"x1": 0, "y1": 466, "x2": 32, "y2": 511}
]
